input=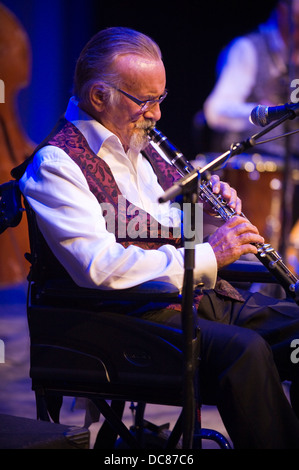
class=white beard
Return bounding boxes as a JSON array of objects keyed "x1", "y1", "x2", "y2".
[{"x1": 129, "y1": 120, "x2": 155, "y2": 153}]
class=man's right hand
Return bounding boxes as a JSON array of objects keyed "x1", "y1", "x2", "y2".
[{"x1": 208, "y1": 215, "x2": 265, "y2": 269}]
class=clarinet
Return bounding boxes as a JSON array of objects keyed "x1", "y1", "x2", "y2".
[{"x1": 148, "y1": 127, "x2": 299, "y2": 302}]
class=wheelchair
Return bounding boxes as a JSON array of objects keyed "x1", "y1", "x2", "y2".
[{"x1": 4, "y1": 179, "x2": 275, "y2": 449}]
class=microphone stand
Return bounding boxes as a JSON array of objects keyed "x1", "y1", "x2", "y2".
[
  {"x1": 280, "y1": 0, "x2": 296, "y2": 259},
  {"x1": 159, "y1": 109, "x2": 299, "y2": 449}
]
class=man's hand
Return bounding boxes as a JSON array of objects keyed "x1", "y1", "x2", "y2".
[
  {"x1": 209, "y1": 174, "x2": 242, "y2": 214},
  {"x1": 208, "y1": 215, "x2": 264, "y2": 269}
]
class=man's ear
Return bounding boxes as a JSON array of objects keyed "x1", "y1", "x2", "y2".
[{"x1": 89, "y1": 83, "x2": 106, "y2": 111}]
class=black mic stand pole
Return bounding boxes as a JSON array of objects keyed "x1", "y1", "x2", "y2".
[
  {"x1": 181, "y1": 174, "x2": 200, "y2": 449},
  {"x1": 159, "y1": 168, "x2": 204, "y2": 449},
  {"x1": 280, "y1": 0, "x2": 295, "y2": 258},
  {"x1": 160, "y1": 148, "x2": 238, "y2": 449}
]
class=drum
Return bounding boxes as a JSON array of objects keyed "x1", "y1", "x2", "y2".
[{"x1": 193, "y1": 152, "x2": 299, "y2": 250}]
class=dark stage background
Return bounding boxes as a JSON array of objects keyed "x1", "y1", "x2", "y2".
[{"x1": 2, "y1": 0, "x2": 277, "y2": 158}]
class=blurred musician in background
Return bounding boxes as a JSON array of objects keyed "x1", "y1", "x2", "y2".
[
  {"x1": 203, "y1": 0, "x2": 299, "y2": 156},
  {"x1": 200, "y1": 0, "x2": 299, "y2": 262}
]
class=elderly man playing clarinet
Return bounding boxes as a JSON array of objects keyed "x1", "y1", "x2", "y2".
[{"x1": 15, "y1": 27, "x2": 299, "y2": 449}]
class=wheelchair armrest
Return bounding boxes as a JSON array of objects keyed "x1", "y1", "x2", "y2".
[
  {"x1": 33, "y1": 278, "x2": 182, "y2": 304},
  {"x1": 219, "y1": 260, "x2": 275, "y2": 283}
]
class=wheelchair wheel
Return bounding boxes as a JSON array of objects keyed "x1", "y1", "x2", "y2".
[{"x1": 115, "y1": 427, "x2": 182, "y2": 449}]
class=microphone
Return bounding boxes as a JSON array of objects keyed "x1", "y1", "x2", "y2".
[{"x1": 250, "y1": 102, "x2": 299, "y2": 127}]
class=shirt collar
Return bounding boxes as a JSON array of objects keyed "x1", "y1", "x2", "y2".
[{"x1": 64, "y1": 96, "x2": 122, "y2": 155}]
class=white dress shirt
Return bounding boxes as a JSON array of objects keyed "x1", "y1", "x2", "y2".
[{"x1": 20, "y1": 98, "x2": 217, "y2": 291}]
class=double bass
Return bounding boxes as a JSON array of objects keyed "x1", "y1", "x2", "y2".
[{"x1": 0, "y1": 3, "x2": 34, "y2": 284}]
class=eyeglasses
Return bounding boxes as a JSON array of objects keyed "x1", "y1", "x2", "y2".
[{"x1": 114, "y1": 87, "x2": 168, "y2": 112}]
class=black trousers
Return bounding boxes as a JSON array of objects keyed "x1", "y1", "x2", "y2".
[{"x1": 141, "y1": 289, "x2": 299, "y2": 449}]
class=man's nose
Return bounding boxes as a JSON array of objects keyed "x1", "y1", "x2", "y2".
[{"x1": 143, "y1": 103, "x2": 161, "y2": 121}]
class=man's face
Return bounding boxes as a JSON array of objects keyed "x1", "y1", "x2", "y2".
[{"x1": 99, "y1": 54, "x2": 166, "y2": 152}]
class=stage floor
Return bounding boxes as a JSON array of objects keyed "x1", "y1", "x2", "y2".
[{"x1": 0, "y1": 282, "x2": 231, "y2": 449}]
